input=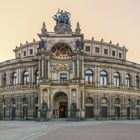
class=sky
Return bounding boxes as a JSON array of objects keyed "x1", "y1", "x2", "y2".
[{"x1": 0, "y1": 0, "x2": 140, "y2": 63}]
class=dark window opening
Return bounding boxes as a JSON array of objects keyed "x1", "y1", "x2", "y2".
[
  {"x1": 30, "y1": 49, "x2": 33, "y2": 55},
  {"x1": 119, "y1": 53, "x2": 122, "y2": 58},
  {"x1": 112, "y1": 51, "x2": 115, "y2": 56},
  {"x1": 95, "y1": 47, "x2": 100, "y2": 53},
  {"x1": 60, "y1": 73, "x2": 67, "y2": 83},
  {"x1": 23, "y1": 51, "x2": 26, "y2": 56},
  {"x1": 85, "y1": 46, "x2": 90, "y2": 52},
  {"x1": 104, "y1": 49, "x2": 108, "y2": 55}
]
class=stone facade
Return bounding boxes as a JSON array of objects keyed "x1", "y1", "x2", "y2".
[{"x1": 0, "y1": 10, "x2": 140, "y2": 120}]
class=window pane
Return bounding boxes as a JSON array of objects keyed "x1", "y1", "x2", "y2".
[
  {"x1": 85, "y1": 46, "x2": 90, "y2": 52},
  {"x1": 95, "y1": 47, "x2": 100, "y2": 53},
  {"x1": 23, "y1": 70, "x2": 29, "y2": 85},
  {"x1": 85, "y1": 70, "x2": 93, "y2": 84},
  {"x1": 60, "y1": 73, "x2": 67, "y2": 80},
  {"x1": 104, "y1": 49, "x2": 108, "y2": 55},
  {"x1": 112, "y1": 51, "x2": 115, "y2": 56}
]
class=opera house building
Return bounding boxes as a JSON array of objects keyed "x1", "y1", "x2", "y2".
[{"x1": 0, "y1": 10, "x2": 140, "y2": 120}]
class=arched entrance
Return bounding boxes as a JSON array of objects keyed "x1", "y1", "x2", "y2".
[
  {"x1": 10, "y1": 98, "x2": 16, "y2": 119},
  {"x1": 114, "y1": 98, "x2": 121, "y2": 118},
  {"x1": 22, "y1": 98, "x2": 28, "y2": 119},
  {"x1": 100, "y1": 98, "x2": 108, "y2": 118},
  {"x1": 54, "y1": 92, "x2": 68, "y2": 118},
  {"x1": 85, "y1": 97, "x2": 93, "y2": 118}
]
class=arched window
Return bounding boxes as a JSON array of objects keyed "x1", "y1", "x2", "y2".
[
  {"x1": 51, "y1": 43, "x2": 72, "y2": 59},
  {"x1": 23, "y1": 98, "x2": 28, "y2": 105},
  {"x1": 101, "y1": 98, "x2": 108, "y2": 104},
  {"x1": 136, "y1": 76, "x2": 139, "y2": 89},
  {"x1": 114, "y1": 72, "x2": 120, "y2": 87},
  {"x1": 100, "y1": 70, "x2": 108, "y2": 86},
  {"x1": 85, "y1": 70, "x2": 93, "y2": 84},
  {"x1": 125, "y1": 74, "x2": 130, "y2": 87},
  {"x1": 85, "y1": 97, "x2": 93, "y2": 104},
  {"x1": 11, "y1": 72, "x2": 17, "y2": 86},
  {"x1": 23, "y1": 70, "x2": 29, "y2": 85},
  {"x1": 35, "y1": 70, "x2": 39, "y2": 85}
]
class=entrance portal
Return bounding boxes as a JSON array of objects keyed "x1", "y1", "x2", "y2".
[
  {"x1": 101, "y1": 106, "x2": 107, "y2": 118},
  {"x1": 54, "y1": 92, "x2": 68, "y2": 118},
  {"x1": 127, "y1": 107, "x2": 131, "y2": 119},
  {"x1": 85, "y1": 97, "x2": 93, "y2": 118},
  {"x1": 100, "y1": 98, "x2": 108, "y2": 118},
  {"x1": 115, "y1": 107, "x2": 120, "y2": 118}
]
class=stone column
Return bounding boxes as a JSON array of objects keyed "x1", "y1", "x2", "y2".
[
  {"x1": 31, "y1": 66, "x2": 34, "y2": 84},
  {"x1": 94, "y1": 66, "x2": 98, "y2": 87},
  {"x1": 29, "y1": 66, "x2": 32, "y2": 86},
  {"x1": 81, "y1": 91, "x2": 85, "y2": 118},
  {"x1": 77, "y1": 59, "x2": 79, "y2": 79},
  {"x1": 97, "y1": 66, "x2": 100, "y2": 87},
  {"x1": 139, "y1": 75, "x2": 140, "y2": 89},
  {"x1": 72, "y1": 60, "x2": 75, "y2": 79},
  {"x1": 6, "y1": 70, "x2": 10, "y2": 86},
  {"x1": 49, "y1": 92, "x2": 54, "y2": 118},
  {"x1": 121, "y1": 71, "x2": 125, "y2": 89},
  {"x1": 111, "y1": 95, "x2": 115, "y2": 117},
  {"x1": 131, "y1": 73, "x2": 136, "y2": 88},
  {"x1": 39, "y1": 59, "x2": 42, "y2": 78},
  {"x1": 0, "y1": 73, "x2": 2, "y2": 87},
  {"x1": 46, "y1": 57, "x2": 51, "y2": 79},
  {"x1": 109, "y1": 68, "x2": 113, "y2": 88},
  {"x1": 42, "y1": 59, "x2": 45, "y2": 78},
  {"x1": 82, "y1": 59, "x2": 84, "y2": 79},
  {"x1": 69, "y1": 89, "x2": 72, "y2": 117},
  {"x1": 94, "y1": 93, "x2": 99, "y2": 118}
]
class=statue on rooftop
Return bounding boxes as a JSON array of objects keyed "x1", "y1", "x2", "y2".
[
  {"x1": 53, "y1": 9, "x2": 72, "y2": 34},
  {"x1": 53, "y1": 9, "x2": 71, "y2": 26}
]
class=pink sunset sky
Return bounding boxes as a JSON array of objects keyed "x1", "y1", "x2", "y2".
[{"x1": 0, "y1": 0, "x2": 140, "y2": 63}]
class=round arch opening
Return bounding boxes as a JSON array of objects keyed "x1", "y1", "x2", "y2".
[
  {"x1": 53, "y1": 92, "x2": 68, "y2": 118},
  {"x1": 51, "y1": 43, "x2": 72, "y2": 59},
  {"x1": 85, "y1": 97, "x2": 94, "y2": 118},
  {"x1": 100, "y1": 98, "x2": 108, "y2": 118}
]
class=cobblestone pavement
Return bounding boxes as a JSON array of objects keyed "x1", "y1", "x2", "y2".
[{"x1": 0, "y1": 120, "x2": 140, "y2": 140}]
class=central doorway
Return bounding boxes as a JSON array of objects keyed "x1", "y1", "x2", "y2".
[{"x1": 54, "y1": 92, "x2": 68, "y2": 118}]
